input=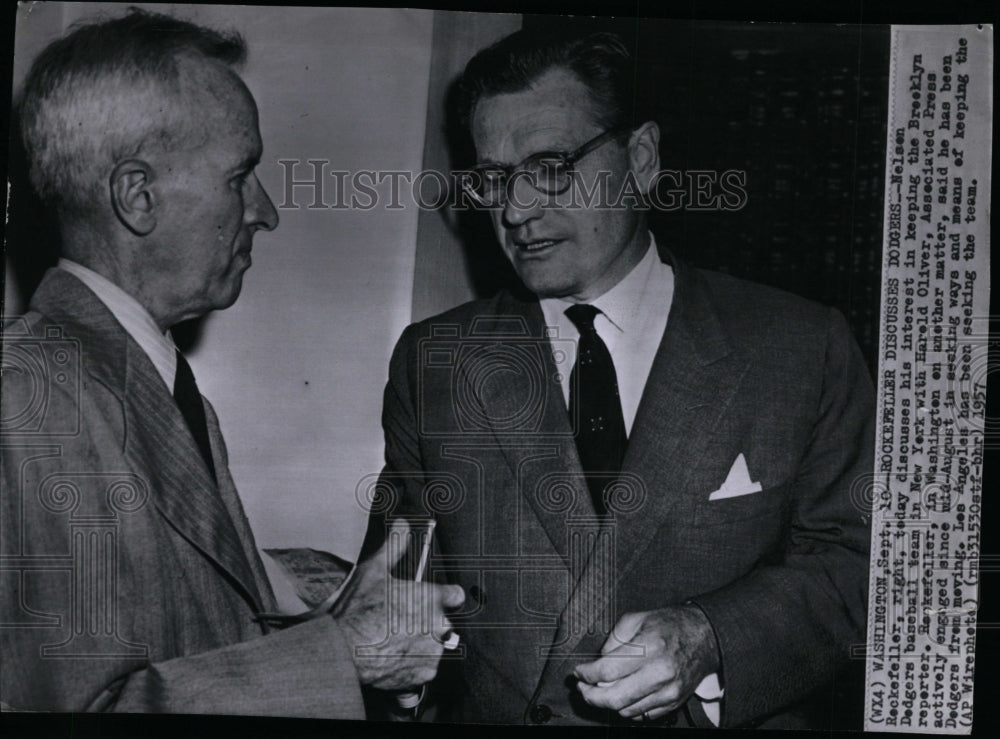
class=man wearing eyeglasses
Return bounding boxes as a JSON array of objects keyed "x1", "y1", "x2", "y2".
[{"x1": 364, "y1": 28, "x2": 874, "y2": 729}]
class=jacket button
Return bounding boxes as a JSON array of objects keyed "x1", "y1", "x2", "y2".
[
  {"x1": 469, "y1": 585, "x2": 485, "y2": 604},
  {"x1": 529, "y1": 703, "x2": 552, "y2": 724}
]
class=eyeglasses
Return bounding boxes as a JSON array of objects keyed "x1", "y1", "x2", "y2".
[{"x1": 459, "y1": 126, "x2": 632, "y2": 208}]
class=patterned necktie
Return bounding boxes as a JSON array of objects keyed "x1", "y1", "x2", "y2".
[
  {"x1": 173, "y1": 350, "x2": 217, "y2": 483},
  {"x1": 565, "y1": 304, "x2": 628, "y2": 515}
]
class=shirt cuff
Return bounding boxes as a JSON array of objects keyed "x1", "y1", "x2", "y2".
[{"x1": 694, "y1": 672, "x2": 724, "y2": 727}]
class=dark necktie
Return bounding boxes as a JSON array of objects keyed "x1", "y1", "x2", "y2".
[
  {"x1": 565, "y1": 304, "x2": 628, "y2": 515},
  {"x1": 173, "y1": 350, "x2": 217, "y2": 483}
]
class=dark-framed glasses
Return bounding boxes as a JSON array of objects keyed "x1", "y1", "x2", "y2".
[{"x1": 459, "y1": 125, "x2": 632, "y2": 208}]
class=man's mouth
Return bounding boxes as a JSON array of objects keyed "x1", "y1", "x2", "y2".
[{"x1": 514, "y1": 238, "x2": 562, "y2": 254}]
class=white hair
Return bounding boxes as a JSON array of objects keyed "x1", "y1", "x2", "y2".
[{"x1": 19, "y1": 8, "x2": 245, "y2": 216}]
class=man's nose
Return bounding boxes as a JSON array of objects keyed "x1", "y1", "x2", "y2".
[
  {"x1": 245, "y1": 173, "x2": 279, "y2": 232},
  {"x1": 501, "y1": 171, "x2": 543, "y2": 228}
]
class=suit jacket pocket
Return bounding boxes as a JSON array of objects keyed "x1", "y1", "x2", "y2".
[{"x1": 692, "y1": 483, "x2": 789, "y2": 527}]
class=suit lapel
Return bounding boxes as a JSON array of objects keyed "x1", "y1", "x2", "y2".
[
  {"x1": 542, "y1": 255, "x2": 749, "y2": 662},
  {"x1": 616, "y1": 257, "x2": 748, "y2": 584},
  {"x1": 31, "y1": 269, "x2": 265, "y2": 613},
  {"x1": 467, "y1": 293, "x2": 592, "y2": 567},
  {"x1": 124, "y1": 349, "x2": 265, "y2": 613},
  {"x1": 203, "y1": 398, "x2": 277, "y2": 613}
]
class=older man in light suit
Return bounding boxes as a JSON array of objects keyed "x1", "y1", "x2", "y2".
[
  {"x1": 1, "y1": 9, "x2": 462, "y2": 715},
  {"x1": 363, "y1": 28, "x2": 874, "y2": 729}
]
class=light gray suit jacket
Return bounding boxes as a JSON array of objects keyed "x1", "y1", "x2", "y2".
[
  {"x1": 1, "y1": 269, "x2": 364, "y2": 717},
  {"x1": 364, "y1": 250, "x2": 875, "y2": 728}
]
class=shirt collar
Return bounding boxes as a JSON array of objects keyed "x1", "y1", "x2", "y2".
[{"x1": 57, "y1": 259, "x2": 178, "y2": 390}]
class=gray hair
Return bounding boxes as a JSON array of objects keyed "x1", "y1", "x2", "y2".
[{"x1": 19, "y1": 7, "x2": 246, "y2": 216}]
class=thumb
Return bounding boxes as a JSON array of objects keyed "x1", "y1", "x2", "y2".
[
  {"x1": 437, "y1": 583, "x2": 466, "y2": 609},
  {"x1": 360, "y1": 518, "x2": 410, "y2": 579},
  {"x1": 602, "y1": 611, "x2": 645, "y2": 654}
]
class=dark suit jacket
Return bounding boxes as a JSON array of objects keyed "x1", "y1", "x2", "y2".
[
  {"x1": 1, "y1": 269, "x2": 364, "y2": 717},
  {"x1": 364, "y1": 251, "x2": 874, "y2": 728}
]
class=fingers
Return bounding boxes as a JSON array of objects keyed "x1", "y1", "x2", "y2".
[
  {"x1": 622, "y1": 687, "x2": 684, "y2": 720},
  {"x1": 601, "y1": 611, "x2": 645, "y2": 654},
  {"x1": 574, "y1": 649, "x2": 642, "y2": 685},
  {"x1": 405, "y1": 581, "x2": 462, "y2": 620},
  {"x1": 355, "y1": 631, "x2": 445, "y2": 691},
  {"x1": 576, "y1": 615, "x2": 683, "y2": 719},
  {"x1": 432, "y1": 612, "x2": 455, "y2": 640},
  {"x1": 587, "y1": 665, "x2": 658, "y2": 710},
  {"x1": 575, "y1": 619, "x2": 651, "y2": 684},
  {"x1": 436, "y1": 582, "x2": 465, "y2": 609},
  {"x1": 577, "y1": 662, "x2": 681, "y2": 717},
  {"x1": 628, "y1": 704, "x2": 678, "y2": 722},
  {"x1": 392, "y1": 582, "x2": 460, "y2": 639}
]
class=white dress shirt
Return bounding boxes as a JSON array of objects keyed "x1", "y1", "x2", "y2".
[
  {"x1": 539, "y1": 235, "x2": 724, "y2": 724},
  {"x1": 57, "y1": 259, "x2": 177, "y2": 392},
  {"x1": 539, "y1": 235, "x2": 673, "y2": 436}
]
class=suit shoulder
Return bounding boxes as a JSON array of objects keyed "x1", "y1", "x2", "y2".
[
  {"x1": 692, "y1": 267, "x2": 843, "y2": 340},
  {"x1": 3, "y1": 309, "x2": 50, "y2": 338},
  {"x1": 2, "y1": 310, "x2": 99, "y2": 436},
  {"x1": 412, "y1": 295, "x2": 505, "y2": 329},
  {"x1": 1, "y1": 311, "x2": 67, "y2": 398},
  {"x1": 396, "y1": 294, "x2": 512, "y2": 344}
]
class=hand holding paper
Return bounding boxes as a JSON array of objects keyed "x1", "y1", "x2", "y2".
[{"x1": 335, "y1": 520, "x2": 465, "y2": 691}]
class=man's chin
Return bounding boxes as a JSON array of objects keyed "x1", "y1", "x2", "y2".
[
  {"x1": 512, "y1": 264, "x2": 570, "y2": 298},
  {"x1": 214, "y1": 277, "x2": 245, "y2": 312},
  {"x1": 224, "y1": 286, "x2": 244, "y2": 310},
  {"x1": 518, "y1": 273, "x2": 576, "y2": 300}
]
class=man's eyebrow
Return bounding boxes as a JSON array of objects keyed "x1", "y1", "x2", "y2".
[{"x1": 475, "y1": 147, "x2": 566, "y2": 169}]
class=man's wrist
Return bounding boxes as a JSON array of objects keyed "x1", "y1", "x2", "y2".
[{"x1": 682, "y1": 601, "x2": 721, "y2": 676}]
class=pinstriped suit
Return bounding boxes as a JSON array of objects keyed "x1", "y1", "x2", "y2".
[{"x1": 1, "y1": 268, "x2": 364, "y2": 716}]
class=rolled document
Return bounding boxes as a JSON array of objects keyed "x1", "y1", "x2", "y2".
[{"x1": 395, "y1": 520, "x2": 438, "y2": 715}]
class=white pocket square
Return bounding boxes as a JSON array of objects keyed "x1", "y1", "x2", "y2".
[{"x1": 707, "y1": 453, "x2": 763, "y2": 500}]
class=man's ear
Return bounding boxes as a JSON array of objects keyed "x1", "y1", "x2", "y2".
[
  {"x1": 109, "y1": 159, "x2": 156, "y2": 236},
  {"x1": 627, "y1": 121, "x2": 661, "y2": 196}
]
